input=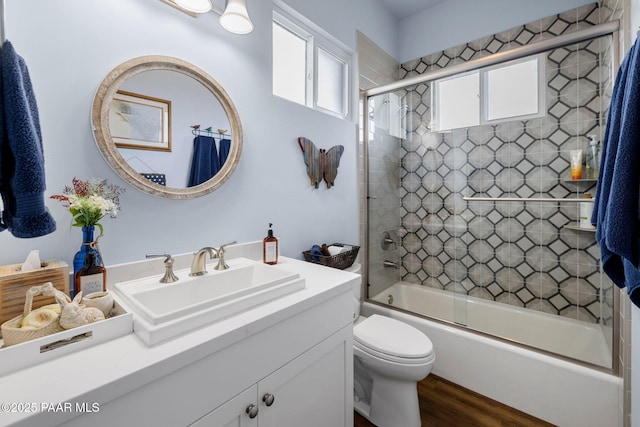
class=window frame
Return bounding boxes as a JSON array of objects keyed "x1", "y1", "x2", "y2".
[
  {"x1": 272, "y1": 13, "x2": 313, "y2": 108},
  {"x1": 272, "y1": 8, "x2": 352, "y2": 120},
  {"x1": 481, "y1": 54, "x2": 546, "y2": 125},
  {"x1": 313, "y1": 45, "x2": 349, "y2": 118},
  {"x1": 431, "y1": 69, "x2": 481, "y2": 132},
  {"x1": 431, "y1": 53, "x2": 545, "y2": 132}
]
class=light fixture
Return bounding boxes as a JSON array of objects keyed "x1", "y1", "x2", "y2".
[
  {"x1": 219, "y1": 0, "x2": 254, "y2": 35},
  {"x1": 170, "y1": 0, "x2": 213, "y2": 14},
  {"x1": 160, "y1": 0, "x2": 253, "y2": 35}
]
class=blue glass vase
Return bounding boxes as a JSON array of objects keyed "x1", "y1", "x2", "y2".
[{"x1": 72, "y1": 226, "x2": 102, "y2": 297}]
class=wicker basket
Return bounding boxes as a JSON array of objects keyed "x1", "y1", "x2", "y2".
[
  {"x1": 302, "y1": 243, "x2": 360, "y2": 270},
  {"x1": 1, "y1": 283, "x2": 66, "y2": 347},
  {"x1": 0, "y1": 260, "x2": 69, "y2": 338}
]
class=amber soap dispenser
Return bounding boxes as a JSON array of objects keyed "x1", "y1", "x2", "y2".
[
  {"x1": 263, "y1": 223, "x2": 278, "y2": 265},
  {"x1": 74, "y1": 252, "x2": 106, "y2": 297}
]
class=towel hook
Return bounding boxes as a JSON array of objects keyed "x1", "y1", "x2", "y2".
[{"x1": 191, "y1": 125, "x2": 232, "y2": 139}]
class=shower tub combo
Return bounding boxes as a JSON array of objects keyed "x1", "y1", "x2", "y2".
[
  {"x1": 363, "y1": 283, "x2": 618, "y2": 426},
  {"x1": 362, "y1": 13, "x2": 622, "y2": 427}
]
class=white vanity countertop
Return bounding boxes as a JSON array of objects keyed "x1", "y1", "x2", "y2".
[{"x1": 0, "y1": 245, "x2": 360, "y2": 427}]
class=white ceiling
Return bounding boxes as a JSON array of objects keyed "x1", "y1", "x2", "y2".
[{"x1": 378, "y1": 0, "x2": 448, "y2": 19}]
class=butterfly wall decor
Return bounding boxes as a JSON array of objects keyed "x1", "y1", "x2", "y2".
[{"x1": 297, "y1": 137, "x2": 344, "y2": 189}]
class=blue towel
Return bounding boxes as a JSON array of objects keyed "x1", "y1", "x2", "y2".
[
  {"x1": 592, "y1": 37, "x2": 640, "y2": 308},
  {"x1": 0, "y1": 41, "x2": 56, "y2": 238},
  {"x1": 188, "y1": 135, "x2": 220, "y2": 187},
  {"x1": 219, "y1": 138, "x2": 231, "y2": 168}
]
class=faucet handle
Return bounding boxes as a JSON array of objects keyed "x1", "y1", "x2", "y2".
[
  {"x1": 218, "y1": 241, "x2": 237, "y2": 253},
  {"x1": 146, "y1": 253, "x2": 179, "y2": 283},
  {"x1": 213, "y1": 241, "x2": 237, "y2": 271},
  {"x1": 146, "y1": 253, "x2": 173, "y2": 263}
]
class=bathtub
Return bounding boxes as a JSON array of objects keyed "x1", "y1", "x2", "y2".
[{"x1": 363, "y1": 282, "x2": 621, "y2": 427}]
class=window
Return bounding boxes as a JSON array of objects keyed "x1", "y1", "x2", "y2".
[
  {"x1": 434, "y1": 71, "x2": 480, "y2": 131},
  {"x1": 432, "y1": 55, "x2": 544, "y2": 132},
  {"x1": 316, "y1": 47, "x2": 347, "y2": 115},
  {"x1": 272, "y1": 21, "x2": 309, "y2": 106},
  {"x1": 273, "y1": 10, "x2": 351, "y2": 119},
  {"x1": 484, "y1": 56, "x2": 542, "y2": 121}
]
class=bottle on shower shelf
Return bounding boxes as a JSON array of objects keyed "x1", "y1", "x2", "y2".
[{"x1": 587, "y1": 134, "x2": 600, "y2": 179}]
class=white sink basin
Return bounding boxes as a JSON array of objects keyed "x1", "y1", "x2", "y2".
[{"x1": 112, "y1": 257, "x2": 305, "y2": 345}]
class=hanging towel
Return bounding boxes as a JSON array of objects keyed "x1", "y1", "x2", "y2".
[
  {"x1": 219, "y1": 138, "x2": 231, "y2": 168},
  {"x1": 188, "y1": 135, "x2": 220, "y2": 187},
  {"x1": 0, "y1": 41, "x2": 56, "y2": 238},
  {"x1": 592, "y1": 37, "x2": 640, "y2": 308}
]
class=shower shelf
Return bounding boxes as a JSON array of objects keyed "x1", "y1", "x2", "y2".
[
  {"x1": 562, "y1": 178, "x2": 597, "y2": 183},
  {"x1": 563, "y1": 225, "x2": 596, "y2": 233},
  {"x1": 463, "y1": 197, "x2": 594, "y2": 203}
]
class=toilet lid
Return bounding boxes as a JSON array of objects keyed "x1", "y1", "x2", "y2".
[{"x1": 353, "y1": 314, "x2": 433, "y2": 359}]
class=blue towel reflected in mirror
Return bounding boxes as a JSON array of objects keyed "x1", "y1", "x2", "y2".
[
  {"x1": 188, "y1": 135, "x2": 220, "y2": 187},
  {"x1": 219, "y1": 138, "x2": 231, "y2": 168}
]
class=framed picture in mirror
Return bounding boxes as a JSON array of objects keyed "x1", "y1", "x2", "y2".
[{"x1": 110, "y1": 90, "x2": 172, "y2": 152}]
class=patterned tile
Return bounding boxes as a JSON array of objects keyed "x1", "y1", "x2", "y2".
[
  {"x1": 390, "y1": 7, "x2": 611, "y2": 322},
  {"x1": 377, "y1": 4, "x2": 615, "y2": 331}
]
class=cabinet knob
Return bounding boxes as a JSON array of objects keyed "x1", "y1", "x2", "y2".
[
  {"x1": 246, "y1": 404, "x2": 258, "y2": 419},
  {"x1": 262, "y1": 393, "x2": 275, "y2": 407}
]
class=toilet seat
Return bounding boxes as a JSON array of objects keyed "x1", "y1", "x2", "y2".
[
  {"x1": 354, "y1": 340, "x2": 435, "y2": 365},
  {"x1": 354, "y1": 315, "x2": 434, "y2": 364}
]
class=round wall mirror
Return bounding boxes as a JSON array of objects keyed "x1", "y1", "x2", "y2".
[{"x1": 92, "y1": 56, "x2": 243, "y2": 199}]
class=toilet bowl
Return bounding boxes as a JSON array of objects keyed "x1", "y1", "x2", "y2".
[
  {"x1": 353, "y1": 314, "x2": 435, "y2": 427},
  {"x1": 347, "y1": 264, "x2": 435, "y2": 427}
]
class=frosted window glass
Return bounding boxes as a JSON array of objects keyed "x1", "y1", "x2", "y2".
[
  {"x1": 436, "y1": 73, "x2": 479, "y2": 131},
  {"x1": 273, "y1": 23, "x2": 307, "y2": 105},
  {"x1": 317, "y1": 48, "x2": 345, "y2": 115},
  {"x1": 486, "y1": 58, "x2": 539, "y2": 120}
]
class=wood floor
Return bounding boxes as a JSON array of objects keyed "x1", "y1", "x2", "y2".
[{"x1": 354, "y1": 374, "x2": 556, "y2": 427}]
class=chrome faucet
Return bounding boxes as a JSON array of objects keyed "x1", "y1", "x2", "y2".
[
  {"x1": 213, "y1": 241, "x2": 237, "y2": 271},
  {"x1": 189, "y1": 247, "x2": 219, "y2": 276}
]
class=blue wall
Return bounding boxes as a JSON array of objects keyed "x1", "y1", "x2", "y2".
[
  {"x1": 398, "y1": 0, "x2": 596, "y2": 63},
  {"x1": 0, "y1": 0, "x2": 396, "y2": 268}
]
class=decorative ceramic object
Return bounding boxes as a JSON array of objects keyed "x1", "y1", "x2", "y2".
[
  {"x1": 55, "y1": 291, "x2": 105, "y2": 330},
  {"x1": 81, "y1": 291, "x2": 114, "y2": 317},
  {"x1": 20, "y1": 304, "x2": 60, "y2": 329},
  {"x1": 1, "y1": 283, "x2": 65, "y2": 347}
]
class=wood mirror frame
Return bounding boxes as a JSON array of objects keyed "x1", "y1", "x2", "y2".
[{"x1": 92, "y1": 56, "x2": 242, "y2": 199}]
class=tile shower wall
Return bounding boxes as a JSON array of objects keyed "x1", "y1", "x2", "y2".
[{"x1": 397, "y1": 2, "x2": 616, "y2": 325}]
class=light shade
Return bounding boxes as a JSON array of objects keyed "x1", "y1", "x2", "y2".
[
  {"x1": 219, "y1": 0, "x2": 254, "y2": 34},
  {"x1": 172, "y1": 0, "x2": 212, "y2": 14}
]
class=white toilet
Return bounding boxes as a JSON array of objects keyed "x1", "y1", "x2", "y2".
[{"x1": 349, "y1": 265, "x2": 435, "y2": 427}]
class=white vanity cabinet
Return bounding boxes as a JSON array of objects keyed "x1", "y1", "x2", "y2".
[
  {"x1": 191, "y1": 325, "x2": 350, "y2": 427},
  {"x1": 192, "y1": 385, "x2": 258, "y2": 427},
  {"x1": 59, "y1": 287, "x2": 354, "y2": 427}
]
